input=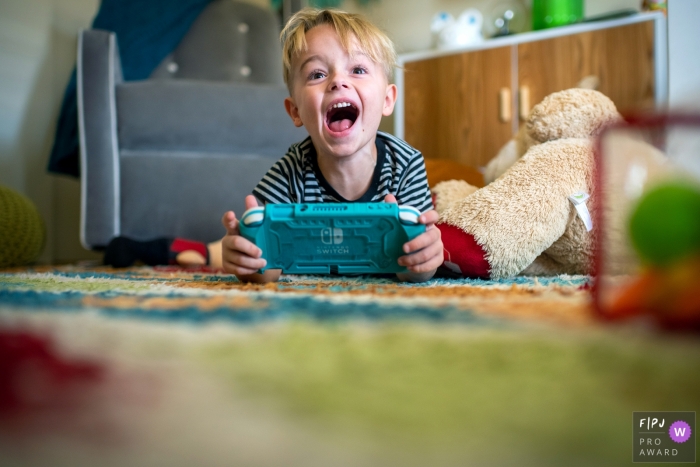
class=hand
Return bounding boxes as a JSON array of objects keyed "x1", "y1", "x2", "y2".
[
  {"x1": 384, "y1": 194, "x2": 443, "y2": 281},
  {"x1": 221, "y1": 195, "x2": 280, "y2": 282}
]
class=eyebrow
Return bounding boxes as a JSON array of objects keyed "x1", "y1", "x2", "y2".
[
  {"x1": 298, "y1": 55, "x2": 323, "y2": 72},
  {"x1": 350, "y1": 51, "x2": 371, "y2": 61},
  {"x1": 297, "y1": 50, "x2": 372, "y2": 72}
]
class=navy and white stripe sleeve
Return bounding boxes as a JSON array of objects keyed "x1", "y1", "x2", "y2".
[
  {"x1": 381, "y1": 133, "x2": 433, "y2": 213},
  {"x1": 252, "y1": 148, "x2": 299, "y2": 204},
  {"x1": 397, "y1": 153, "x2": 433, "y2": 213}
]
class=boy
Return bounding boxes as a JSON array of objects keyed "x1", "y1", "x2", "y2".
[{"x1": 221, "y1": 8, "x2": 443, "y2": 283}]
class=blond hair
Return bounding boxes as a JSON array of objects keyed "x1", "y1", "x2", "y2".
[{"x1": 280, "y1": 8, "x2": 397, "y2": 89}]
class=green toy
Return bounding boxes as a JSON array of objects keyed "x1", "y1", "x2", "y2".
[
  {"x1": 629, "y1": 180, "x2": 700, "y2": 267},
  {"x1": 0, "y1": 185, "x2": 45, "y2": 268}
]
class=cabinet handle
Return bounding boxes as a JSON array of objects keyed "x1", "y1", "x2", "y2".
[
  {"x1": 577, "y1": 75, "x2": 600, "y2": 90},
  {"x1": 499, "y1": 88, "x2": 511, "y2": 123},
  {"x1": 519, "y1": 86, "x2": 531, "y2": 121}
]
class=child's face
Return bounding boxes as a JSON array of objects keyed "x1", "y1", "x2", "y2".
[{"x1": 284, "y1": 24, "x2": 397, "y2": 160}]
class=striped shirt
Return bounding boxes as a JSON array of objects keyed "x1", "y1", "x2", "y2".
[{"x1": 252, "y1": 132, "x2": 434, "y2": 213}]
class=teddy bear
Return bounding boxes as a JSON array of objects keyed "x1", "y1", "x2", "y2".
[{"x1": 433, "y1": 88, "x2": 623, "y2": 279}]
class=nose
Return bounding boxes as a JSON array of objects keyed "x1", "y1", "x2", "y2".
[{"x1": 328, "y1": 72, "x2": 349, "y2": 91}]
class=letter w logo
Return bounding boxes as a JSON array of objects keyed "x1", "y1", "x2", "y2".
[{"x1": 674, "y1": 427, "x2": 686, "y2": 437}]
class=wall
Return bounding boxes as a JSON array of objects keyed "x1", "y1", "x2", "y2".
[
  {"x1": 667, "y1": 0, "x2": 700, "y2": 110},
  {"x1": 0, "y1": 0, "x2": 101, "y2": 264},
  {"x1": 0, "y1": 0, "x2": 669, "y2": 264},
  {"x1": 343, "y1": 0, "x2": 641, "y2": 53}
]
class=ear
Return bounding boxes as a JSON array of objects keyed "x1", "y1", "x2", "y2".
[
  {"x1": 284, "y1": 97, "x2": 304, "y2": 127},
  {"x1": 382, "y1": 83, "x2": 398, "y2": 117}
]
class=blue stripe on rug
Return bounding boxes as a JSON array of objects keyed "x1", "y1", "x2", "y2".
[
  {"x1": 0, "y1": 270, "x2": 590, "y2": 327},
  {"x1": 1, "y1": 270, "x2": 591, "y2": 288},
  {"x1": 0, "y1": 288, "x2": 505, "y2": 327}
]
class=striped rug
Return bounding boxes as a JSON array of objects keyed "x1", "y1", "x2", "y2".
[{"x1": 0, "y1": 266, "x2": 698, "y2": 467}]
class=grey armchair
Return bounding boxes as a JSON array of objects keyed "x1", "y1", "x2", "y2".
[{"x1": 78, "y1": 0, "x2": 306, "y2": 249}]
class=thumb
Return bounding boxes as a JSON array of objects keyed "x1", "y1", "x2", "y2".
[
  {"x1": 384, "y1": 193, "x2": 398, "y2": 204},
  {"x1": 222, "y1": 211, "x2": 239, "y2": 236},
  {"x1": 245, "y1": 195, "x2": 259, "y2": 210}
]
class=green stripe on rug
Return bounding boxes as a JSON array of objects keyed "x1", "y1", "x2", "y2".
[{"x1": 202, "y1": 324, "x2": 700, "y2": 466}]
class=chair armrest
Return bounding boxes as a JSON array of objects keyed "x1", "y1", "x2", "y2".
[{"x1": 77, "y1": 29, "x2": 123, "y2": 249}]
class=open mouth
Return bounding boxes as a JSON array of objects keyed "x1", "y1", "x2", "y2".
[{"x1": 326, "y1": 102, "x2": 359, "y2": 133}]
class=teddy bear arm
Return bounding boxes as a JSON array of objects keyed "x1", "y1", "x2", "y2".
[
  {"x1": 438, "y1": 222, "x2": 490, "y2": 278},
  {"x1": 438, "y1": 185, "x2": 572, "y2": 279},
  {"x1": 432, "y1": 180, "x2": 479, "y2": 215}
]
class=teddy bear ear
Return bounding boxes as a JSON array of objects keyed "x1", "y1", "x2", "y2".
[{"x1": 526, "y1": 88, "x2": 621, "y2": 143}]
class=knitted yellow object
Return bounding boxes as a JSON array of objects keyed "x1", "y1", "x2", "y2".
[{"x1": 0, "y1": 185, "x2": 46, "y2": 267}]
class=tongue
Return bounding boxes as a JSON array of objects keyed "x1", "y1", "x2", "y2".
[{"x1": 329, "y1": 119, "x2": 353, "y2": 133}]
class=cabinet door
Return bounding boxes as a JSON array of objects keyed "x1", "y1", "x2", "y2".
[
  {"x1": 518, "y1": 21, "x2": 655, "y2": 117},
  {"x1": 403, "y1": 46, "x2": 514, "y2": 168}
]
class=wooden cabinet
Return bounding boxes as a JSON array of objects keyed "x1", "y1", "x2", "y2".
[
  {"x1": 395, "y1": 13, "x2": 666, "y2": 168},
  {"x1": 403, "y1": 46, "x2": 513, "y2": 168}
]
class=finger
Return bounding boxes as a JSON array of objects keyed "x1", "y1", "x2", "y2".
[
  {"x1": 221, "y1": 237, "x2": 267, "y2": 272},
  {"x1": 222, "y1": 211, "x2": 239, "y2": 236},
  {"x1": 223, "y1": 251, "x2": 267, "y2": 271},
  {"x1": 418, "y1": 209, "x2": 439, "y2": 226},
  {"x1": 399, "y1": 238, "x2": 442, "y2": 266},
  {"x1": 402, "y1": 227, "x2": 441, "y2": 254},
  {"x1": 406, "y1": 250, "x2": 444, "y2": 273},
  {"x1": 245, "y1": 195, "x2": 259, "y2": 210},
  {"x1": 223, "y1": 235, "x2": 263, "y2": 258},
  {"x1": 384, "y1": 194, "x2": 398, "y2": 204},
  {"x1": 399, "y1": 240, "x2": 443, "y2": 268}
]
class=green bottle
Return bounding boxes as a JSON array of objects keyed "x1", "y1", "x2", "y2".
[{"x1": 532, "y1": 0, "x2": 584, "y2": 30}]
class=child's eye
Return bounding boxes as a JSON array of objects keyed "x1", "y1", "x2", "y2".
[
  {"x1": 308, "y1": 70, "x2": 326, "y2": 81},
  {"x1": 352, "y1": 67, "x2": 368, "y2": 75}
]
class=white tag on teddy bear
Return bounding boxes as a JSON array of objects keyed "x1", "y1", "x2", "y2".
[{"x1": 568, "y1": 192, "x2": 593, "y2": 232}]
